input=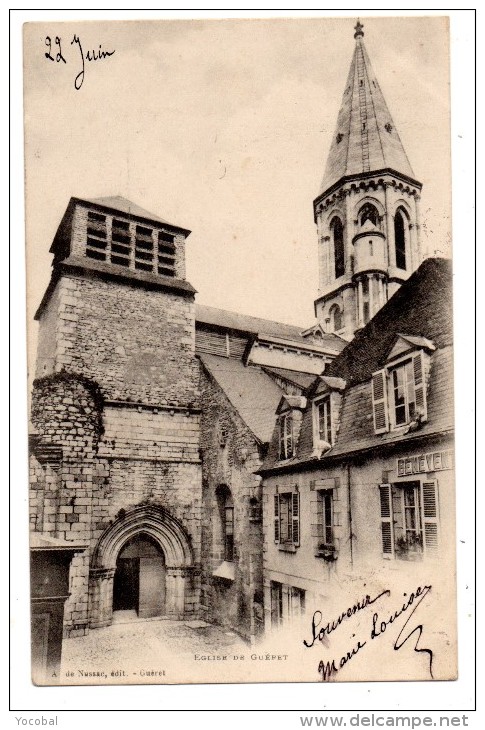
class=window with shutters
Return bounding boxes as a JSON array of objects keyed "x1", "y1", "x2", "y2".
[
  {"x1": 274, "y1": 491, "x2": 300, "y2": 549},
  {"x1": 312, "y1": 489, "x2": 336, "y2": 558},
  {"x1": 390, "y1": 360, "x2": 417, "y2": 426},
  {"x1": 278, "y1": 413, "x2": 294, "y2": 460},
  {"x1": 372, "y1": 350, "x2": 429, "y2": 434},
  {"x1": 379, "y1": 480, "x2": 439, "y2": 559}
]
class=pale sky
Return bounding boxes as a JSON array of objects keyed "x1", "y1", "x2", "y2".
[{"x1": 24, "y1": 15, "x2": 451, "y2": 368}]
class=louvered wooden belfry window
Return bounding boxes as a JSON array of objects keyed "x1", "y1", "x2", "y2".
[
  {"x1": 85, "y1": 211, "x2": 176, "y2": 277},
  {"x1": 86, "y1": 211, "x2": 108, "y2": 261}
]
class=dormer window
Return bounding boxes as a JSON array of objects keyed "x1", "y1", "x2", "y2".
[
  {"x1": 278, "y1": 413, "x2": 294, "y2": 460},
  {"x1": 372, "y1": 336, "x2": 434, "y2": 434},
  {"x1": 390, "y1": 359, "x2": 417, "y2": 426}
]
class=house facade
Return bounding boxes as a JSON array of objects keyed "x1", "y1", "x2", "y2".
[{"x1": 259, "y1": 258, "x2": 455, "y2": 679}]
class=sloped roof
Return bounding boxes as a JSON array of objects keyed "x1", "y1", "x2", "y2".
[
  {"x1": 74, "y1": 195, "x2": 189, "y2": 232},
  {"x1": 260, "y1": 257, "x2": 454, "y2": 473},
  {"x1": 196, "y1": 304, "x2": 305, "y2": 339},
  {"x1": 262, "y1": 366, "x2": 319, "y2": 390},
  {"x1": 325, "y1": 258, "x2": 453, "y2": 386},
  {"x1": 199, "y1": 354, "x2": 284, "y2": 444},
  {"x1": 195, "y1": 305, "x2": 347, "y2": 353},
  {"x1": 318, "y1": 30, "x2": 418, "y2": 198},
  {"x1": 326, "y1": 347, "x2": 454, "y2": 457}
]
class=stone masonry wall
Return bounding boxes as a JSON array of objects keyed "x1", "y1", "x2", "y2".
[
  {"x1": 36, "y1": 274, "x2": 198, "y2": 404},
  {"x1": 199, "y1": 363, "x2": 264, "y2": 642},
  {"x1": 30, "y1": 372, "x2": 104, "y2": 636},
  {"x1": 30, "y1": 372, "x2": 202, "y2": 636}
]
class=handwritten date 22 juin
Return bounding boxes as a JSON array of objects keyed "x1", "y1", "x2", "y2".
[{"x1": 45, "y1": 35, "x2": 115, "y2": 90}]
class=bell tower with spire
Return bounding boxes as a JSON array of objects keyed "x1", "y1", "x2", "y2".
[{"x1": 314, "y1": 20, "x2": 423, "y2": 340}]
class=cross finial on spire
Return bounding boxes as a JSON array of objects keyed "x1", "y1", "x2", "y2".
[{"x1": 354, "y1": 19, "x2": 364, "y2": 40}]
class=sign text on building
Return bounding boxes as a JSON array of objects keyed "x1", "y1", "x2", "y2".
[{"x1": 397, "y1": 450, "x2": 453, "y2": 477}]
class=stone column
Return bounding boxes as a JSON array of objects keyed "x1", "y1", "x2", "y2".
[
  {"x1": 378, "y1": 276, "x2": 384, "y2": 309},
  {"x1": 414, "y1": 194, "x2": 422, "y2": 263},
  {"x1": 385, "y1": 183, "x2": 395, "y2": 268},
  {"x1": 408, "y1": 223, "x2": 415, "y2": 272},
  {"x1": 88, "y1": 567, "x2": 116, "y2": 628},
  {"x1": 316, "y1": 210, "x2": 325, "y2": 290},
  {"x1": 344, "y1": 189, "x2": 354, "y2": 274},
  {"x1": 368, "y1": 274, "x2": 374, "y2": 318},
  {"x1": 357, "y1": 279, "x2": 364, "y2": 327},
  {"x1": 166, "y1": 567, "x2": 186, "y2": 619}
]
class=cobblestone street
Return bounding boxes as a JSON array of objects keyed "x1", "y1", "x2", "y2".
[{"x1": 61, "y1": 616, "x2": 249, "y2": 685}]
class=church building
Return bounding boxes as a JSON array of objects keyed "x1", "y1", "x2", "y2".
[
  {"x1": 314, "y1": 20, "x2": 423, "y2": 340},
  {"x1": 28, "y1": 20, "x2": 452, "y2": 681}
]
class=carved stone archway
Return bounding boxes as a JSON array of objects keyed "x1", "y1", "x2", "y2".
[{"x1": 88, "y1": 505, "x2": 194, "y2": 628}]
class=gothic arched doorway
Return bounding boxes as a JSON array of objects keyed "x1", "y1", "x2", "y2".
[
  {"x1": 113, "y1": 533, "x2": 166, "y2": 619},
  {"x1": 89, "y1": 505, "x2": 194, "y2": 628}
]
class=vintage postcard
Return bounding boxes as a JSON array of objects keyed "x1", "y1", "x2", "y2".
[{"x1": 24, "y1": 14, "x2": 457, "y2": 687}]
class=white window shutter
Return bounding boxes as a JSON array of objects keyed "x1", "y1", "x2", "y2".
[
  {"x1": 274, "y1": 494, "x2": 280, "y2": 543},
  {"x1": 413, "y1": 352, "x2": 428, "y2": 421},
  {"x1": 421, "y1": 480, "x2": 439, "y2": 554},
  {"x1": 292, "y1": 491, "x2": 300, "y2": 546},
  {"x1": 379, "y1": 484, "x2": 394, "y2": 557},
  {"x1": 372, "y1": 370, "x2": 389, "y2": 433}
]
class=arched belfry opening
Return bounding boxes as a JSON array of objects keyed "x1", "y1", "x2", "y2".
[
  {"x1": 89, "y1": 505, "x2": 195, "y2": 628},
  {"x1": 394, "y1": 207, "x2": 409, "y2": 270}
]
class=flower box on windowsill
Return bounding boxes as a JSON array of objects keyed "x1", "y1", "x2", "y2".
[
  {"x1": 395, "y1": 535, "x2": 423, "y2": 561},
  {"x1": 278, "y1": 542, "x2": 297, "y2": 553},
  {"x1": 315, "y1": 544, "x2": 338, "y2": 561}
]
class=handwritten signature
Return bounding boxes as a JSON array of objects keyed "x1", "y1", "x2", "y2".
[
  {"x1": 303, "y1": 588, "x2": 390, "y2": 648},
  {"x1": 45, "y1": 35, "x2": 115, "y2": 90},
  {"x1": 303, "y1": 584, "x2": 433, "y2": 681}
]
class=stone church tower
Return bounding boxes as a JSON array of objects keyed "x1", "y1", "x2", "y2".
[
  {"x1": 313, "y1": 21, "x2": 423, "y2": 340},
  {"x1": 31, "y1": 196, "x2": 202, "y2": 636}
]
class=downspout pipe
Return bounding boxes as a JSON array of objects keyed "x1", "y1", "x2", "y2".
[{"x1": 347, "y1": 462, "x2": 353, "y2": 568}]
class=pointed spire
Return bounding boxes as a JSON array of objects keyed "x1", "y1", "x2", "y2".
[{"x1": 317, "y1": 21, "x2": 417, "y2": 198}]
